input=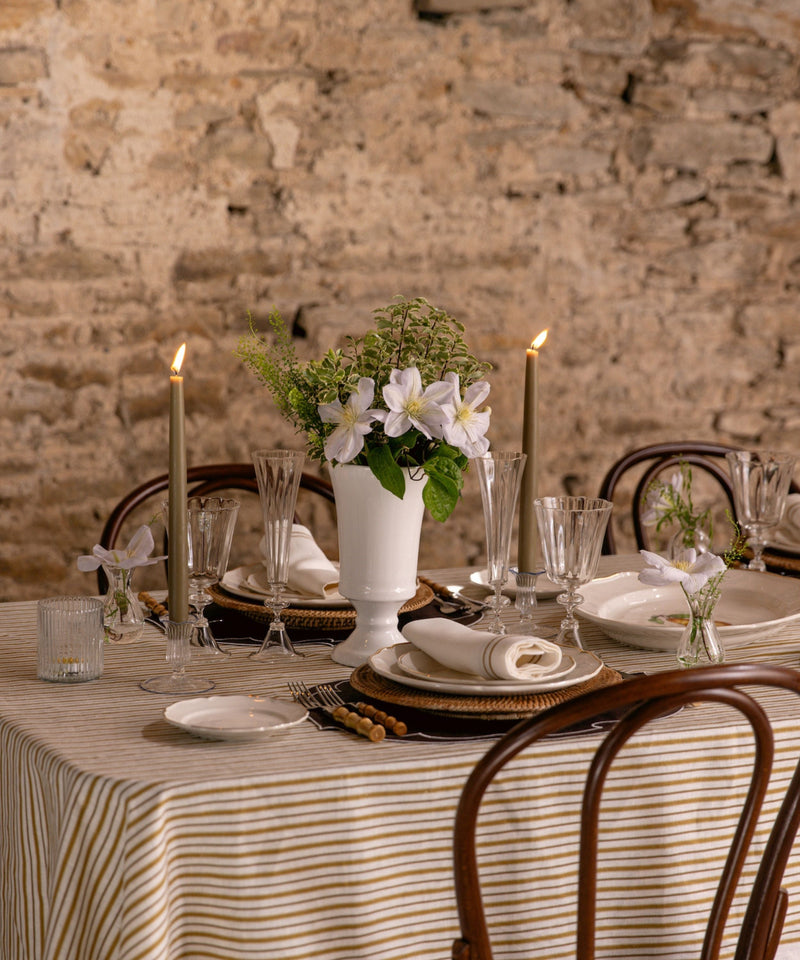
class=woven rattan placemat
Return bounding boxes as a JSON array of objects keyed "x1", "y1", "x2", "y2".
[
  {"x1": 207, "y1": 581, "x2": 433, "y2": 631},
  {"x1": 762, "y1": 550, "x2": 800, "y2": 575},
  {"x1": 350, "y1": 661, "x2": 623, "y2": 721}
]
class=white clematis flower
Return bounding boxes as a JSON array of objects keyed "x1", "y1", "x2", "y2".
[
  {"x1": 640, "y1": 470, "x2": 683, "y2": 526},
  {"x1": 440, "y1": 371, "x2": 491, "y2": 458},
  {"x1": 638, "y1": 547, "x2": 725, "y2": 596},
  {"x1": 378, "y1": 367, "x2": 452, "y2": 440},
  {"x1": 77, "y1": 524, "x2": 162, "y2": 572},
  {"x1": 318, "y1": 377, "x2": 381, "y2": 463}
]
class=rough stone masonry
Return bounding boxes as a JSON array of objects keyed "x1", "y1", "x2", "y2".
[{"x1": 1, "y1": 0, "x2": 800, "y2": 599}]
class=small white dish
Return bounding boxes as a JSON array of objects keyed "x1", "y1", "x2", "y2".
[
  {"x1": 470, "y1": 569, "x2": 561, "y2": 600},
  {"x1": 370, "y1": 643, "x2": 602, "y2": 696},
  {"x1": 164, "y1": 695, "x2": 308, "y2": 741},
  {"x1": 577, "y1": 569, "x2": 800, "y2": 652},
  {"x1": 221, "y1": 565, "x2": 351, "y2": 609}
]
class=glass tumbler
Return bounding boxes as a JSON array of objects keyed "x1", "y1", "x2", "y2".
[{"x1": 37, "y1": 596, "x2": 104, "y2": 682}]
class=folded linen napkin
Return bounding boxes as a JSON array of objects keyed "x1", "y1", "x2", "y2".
[
  {"x1": 257, "y1": 524, "x2": 340, "y2": 598},
  {"x1": 401, "y1": 619, "x2": 563, "y2": 681},
  {"x1": 773, "y1": 494, "x2": 800, "y2": 547}
]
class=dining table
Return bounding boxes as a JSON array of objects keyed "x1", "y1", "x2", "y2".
[{"x1": 2, "y1": 553, "x2": 800, "y2": 960}]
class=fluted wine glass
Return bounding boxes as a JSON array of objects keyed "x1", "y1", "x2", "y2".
[
  {"x1": 474, "y1": 451, "x2": 527, "y2": 635},
  {"x1": 725, "y1": 450, "x2": 796, "y2": 571},
  {"x1": 251, "y1": 449, "x2": 305, "y2": 660},
  {"x1": 187, "y1": 497, "x2": 240, "y2": 654},
  {"x1": 534, "y1": 496, "x2": 612, "y2": 649}
]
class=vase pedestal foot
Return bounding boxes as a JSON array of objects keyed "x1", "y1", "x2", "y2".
[{"x1": 331, "y1": 598, "x2": 408, "y2": 667}]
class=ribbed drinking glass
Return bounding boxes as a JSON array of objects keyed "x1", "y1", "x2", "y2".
[
  {"x1": 534, "y1": 496, "x2": 612, "y2": 649},
  {"x1": 726, "y1": 450, "x2": 796, "y2": 572}
]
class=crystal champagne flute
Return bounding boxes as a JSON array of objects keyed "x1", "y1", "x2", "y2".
[
  {"x1": 251, "y1": 449, "x2": 305, "y2": 659},
  {"x1": 725, "y1": 450, "x2": 796, "y2": 571},
  {"x1": 534, "y1": 496, "x2": 612, "y2": 649},
  {"x1": 474, "y1": 451, "x2": 527, "y2": 635}
]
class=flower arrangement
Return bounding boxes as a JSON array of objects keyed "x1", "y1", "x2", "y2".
[
  {"x1": 236, "y1": 296, "x2": 492, "y2": 521},
  {"x1": 641, "y1": 461, "x2": 712, "y2": 550}
]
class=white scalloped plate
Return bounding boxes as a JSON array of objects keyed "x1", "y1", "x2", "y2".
[{"x1": 577, "y1": 569, "x2": 800, "y2": 651}]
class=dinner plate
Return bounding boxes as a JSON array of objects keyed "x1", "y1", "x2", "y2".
[
  {"x1": 397, "y1": 648, "x2": 577, "y2": 686},
  {"x1": 221, "y1": 564, "x2": 351, "y2": 609},
  {"x1": 470, "y1": 569, "x2": 561, "y2": 600},
  {"x1": 577, "y1": 569, "x2": 800, "y2": 652},
  {"x1": 165, "y1": 695, "x2": 308, "y2": 741},
  {"x1": 370, "y1": 642, "x2": 602, "y2": 695}
]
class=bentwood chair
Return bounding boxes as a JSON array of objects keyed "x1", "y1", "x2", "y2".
[
  {"x1": 596, "y1": 441, "x2": 800, "y2": 554},
  {"x1": 96, "y1": 462, "x2": 334, "y2": 592},
  {"x1": 452, "y1": 663, "x2": 800, "y2": 960}
]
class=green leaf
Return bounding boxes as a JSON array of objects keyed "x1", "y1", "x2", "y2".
[
  {"x1": 367, "y1": 445, "x2": 406, "y2": 499},
  {"x1": 422, "y1": 472, "x2": 458, "y2": 522},
  {"x1": 422, "y1": 454, "x2": 464, "y2": 521}
]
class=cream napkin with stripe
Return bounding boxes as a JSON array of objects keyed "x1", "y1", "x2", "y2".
[
  {"x1": 774, "y1": 494, "x2": 800, "y2": 547},
  {"x1": 255, "y1": 524, "x2": 340, "y2": 599},
  {"x1": 401, "y1": 619, "x2": 562, "y2": 681}
]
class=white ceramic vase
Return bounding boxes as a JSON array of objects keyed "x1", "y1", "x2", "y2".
[{"x1": 328, "y1": 463, "x2": 427, "y2": 667}]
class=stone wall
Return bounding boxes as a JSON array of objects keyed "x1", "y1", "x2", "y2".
[{"x1": 1, "y1": 0, "x2": 799, "y2": 600}]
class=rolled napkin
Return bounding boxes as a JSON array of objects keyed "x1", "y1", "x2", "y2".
[
  {"x1": 256, "y1": 524, "x2": 340, "y2": 598},
  {"x1": 773, "y1": 494, "x2": 800, "y2": 548},
  {"x1": 401, "y1": 619, "x2": 562, "y2": 681}
]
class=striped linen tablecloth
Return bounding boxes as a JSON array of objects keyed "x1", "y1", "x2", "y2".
[{"x1": 1, "y1": 556, "x2": 800, "y2": 960}]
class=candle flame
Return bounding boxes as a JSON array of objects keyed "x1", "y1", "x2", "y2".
[
  {"x1": 171, "y1": 343, "x2": 186, "y2": 375},
  {"x1": 531, "y1": 329, "x2": 548, "y2": 351}
]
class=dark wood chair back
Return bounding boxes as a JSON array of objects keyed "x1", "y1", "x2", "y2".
[
  {"x1": 597, "y1": 441, "x2": 799, "y2": 554},
  {"x1": 96, "y1": 462, "x2": 334, "y2": 592},
  {"x1": 452, "y1": 664, "x2": 800, "y2": 960}
]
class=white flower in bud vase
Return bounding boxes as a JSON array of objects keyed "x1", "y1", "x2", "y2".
[
  {"x1": 641, "y1": 470, "x2": 683, "y2": 526},
  {"x1": 77, "y1": 524, "x2": 163, "y2": 571},
  {"x1": 441, "y1": 371, "x2": 491, "y2": 458},
  {"x1": 638, "y1": 548, "x2": 726, "y2": 596},
  {"x1": 318, "y1": 377, "x2": 381, "y2": 464},
  {"x1": 377, "y1": 367, "x2": 452, "y2": 440}
]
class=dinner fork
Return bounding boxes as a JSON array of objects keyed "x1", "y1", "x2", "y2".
[
  {"x1": 287, "y1": 681, "x2": 386, "y2": 742},
  {"x1": 317, "y1": 685, "x2": 408, "y2": 737}
]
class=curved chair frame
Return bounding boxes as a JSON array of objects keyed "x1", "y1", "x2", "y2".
[
  {"x1": 452, "y1": 663, "x2": 800, "y2": 960},
  {"x1": 598, "y1": 441, "x2": 799, "y2": 554},
  {"x1": 97, "y1": 462, "x2": 334, "y2": 592}
]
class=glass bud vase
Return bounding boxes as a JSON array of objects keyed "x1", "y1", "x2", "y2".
[
  {"x1": 677, "y1": 590, "x2": 724, "y2": 668},
  {"x1": 102, "y1": 566, "x2": 145, "y2": 644},
  {"x1": 669, "y1": 525, "x2": 711, "y2": 561}
]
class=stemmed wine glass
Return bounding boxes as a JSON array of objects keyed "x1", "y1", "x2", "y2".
[
  {"x1": 474, "y1": 451, "x2": 527, "y2": 635},
  {"x1": 725, "y1": 450, "x2": 796, "y2": 572},
  {"x1": 534, "y1": 496, "x2": 612, "y2": 649},
  {"x1": 251, "y1": 449, "x2": 305, "y2": 660},
  {"x1": 185, "y1": 497, "x2": 240, "y2": 655}
]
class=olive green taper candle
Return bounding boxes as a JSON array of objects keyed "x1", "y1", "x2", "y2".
[
  {"x1": 168, "y1": 343, "x2": 189, "y2": 622},
  {"x1": 518, "y1": 329, "x2": 547, "y2": 571}
]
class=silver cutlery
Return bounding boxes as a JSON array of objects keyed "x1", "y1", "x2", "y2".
[
  {"x1": 316, "y1": 684, "x2": 408, "y2": 737},
  {"x1": 288, "y1": 681, "x2": 386, "y2": 742}
]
